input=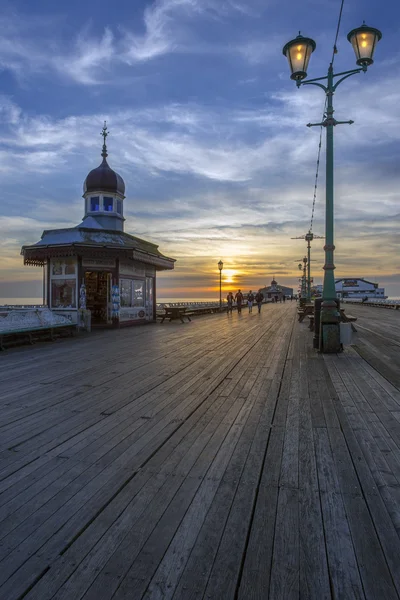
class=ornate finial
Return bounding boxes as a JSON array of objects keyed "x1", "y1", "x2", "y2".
[{"x1": 101, "y1": 121, "x2": 109, "y2": 158}]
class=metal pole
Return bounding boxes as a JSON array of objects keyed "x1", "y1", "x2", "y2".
[
  {"x1": 320, "y1": 64, "x2": 340, "y2": 351},
  {"x1": 42, "y1": 263, "x2": 46, "y2": 306},
  {"x1": 307, "y1": 240, "x2": 311, "y2": 302},
  {"x1": 219, "y1": 270, "x2": 222, "y2": 310}
]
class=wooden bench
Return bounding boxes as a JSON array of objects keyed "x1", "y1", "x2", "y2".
[
  {"x1": 160, "y1": 306, "x2": 192, "y2": 324},
  {"x1": 340, "y1": 309, "x2": 358, "y2": 332},
  {"x1": 0, "y1": 323, "x2": 76, "y2": 351},
  {"x1": 307, "y1": 309, "x2": 358, "y2": 336}
]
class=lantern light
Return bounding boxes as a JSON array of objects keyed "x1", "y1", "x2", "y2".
[
  {"x1": 218, "y1": 260, "x2": 224, "y2": 271},
  {"x1": 282, "y1": 33, "x2": 316, "y2": 81},
  {"x1": 347, "y1": 22, "x2": 382, "y2": 67}
]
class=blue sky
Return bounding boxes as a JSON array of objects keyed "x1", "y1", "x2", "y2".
[{"x1": 0, "y1": 0, "x2": 399, "y2": 299}]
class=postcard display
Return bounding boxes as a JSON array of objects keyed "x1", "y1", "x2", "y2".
[
  {"x1": 49, "y1": 258, "x2": 78, "y2": 323},
  {"x1": 119, "y1": 260, "x2": 155, "y2": 322}
]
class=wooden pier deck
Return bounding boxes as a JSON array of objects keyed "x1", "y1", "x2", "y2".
[{"x1": 0, "y1": 303, "x2": 399, "y2": 599}]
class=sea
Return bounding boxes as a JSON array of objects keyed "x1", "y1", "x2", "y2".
[
  {"x1": 0, "y1": 297, "x2": 222, "y2": 306},
  {"x1": 1, "y1": 296, "x2": 400, "y2": 307}
]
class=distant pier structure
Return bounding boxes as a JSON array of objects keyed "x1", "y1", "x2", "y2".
[
  {"x1": 21, "y1": 124, "x2": 175, "y2": 326},
  {"x1": 259, "y1": 277, "x2": 293, "y2": 300},
  {"x1": 314, "y1": 277, "x2": 387, "y2": 300}
]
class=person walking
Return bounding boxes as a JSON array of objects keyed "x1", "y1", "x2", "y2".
[
  {"x1": 283, "y1": 295, "x2": 286, "y2": 303},
  {"x1": 226, "y1": 291, "x2": 234, "y2": 314},
  {"x1": 255, "y1": 290, "x2": 264, "y2": 313},
  {"x1": 235, "y1": 289, "x2": 244, "y2": 314},
  {"x1": 247, "y1": 290, "x2": 255, "y2": 313}
]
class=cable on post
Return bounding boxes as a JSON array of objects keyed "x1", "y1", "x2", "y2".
[
  {"x1": 309, "y1": 0, "x2": 345, "y2": 232},
  {"x1": 309, "y1": 98, "x2": 326, "y2": 233},
  {"x1": 331, "y1": 0, "x2": 345, "y2": 64}
]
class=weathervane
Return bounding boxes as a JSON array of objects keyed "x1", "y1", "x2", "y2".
[{"x1": 101, "y1": 121, "x2": 109, "y2": 158}]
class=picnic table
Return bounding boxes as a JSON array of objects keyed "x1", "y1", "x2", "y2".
[
  {"x1": 160, "y1": 306, "x2": 192, "y2": 324},
  {"x1": 297, "y1": 304, "x2": 314, "y2": 322}
]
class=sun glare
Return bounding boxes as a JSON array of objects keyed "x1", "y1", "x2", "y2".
[{"x1": 223, "y1": 269, "x2": 236, "y2": 284}]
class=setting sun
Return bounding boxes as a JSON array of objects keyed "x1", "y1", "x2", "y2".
[{"x1": 223, "y1": 269, "x2": 237, "y2": 284}]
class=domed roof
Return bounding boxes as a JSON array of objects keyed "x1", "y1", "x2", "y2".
[
  {"x1": 83, "y1": 122, "x2": 125, "y2": 196},
  {"x1": 271, "y1": 278, "x2": 277, "y2": 285},
  {"x1": 83, "y1": 157, "x2": 125, "y2": 195}
]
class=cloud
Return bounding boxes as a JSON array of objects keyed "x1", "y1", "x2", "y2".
[
  {"x1": 59, "y1": 28, "x2": 115, "y2": 85},
  {"x1": 121, "y1": 0, "x2": 188, "y2": 63},
  {"x1": 0, "y1": 1, "x2": 266, "y2": 86}
]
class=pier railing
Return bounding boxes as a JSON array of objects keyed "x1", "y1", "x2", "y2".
[
  {"x1": 156, "y1": 301, "x2": 227, "y2": 317},
  {"x1": 342, "y1": 299, "x2": 400, "y2": 310}
]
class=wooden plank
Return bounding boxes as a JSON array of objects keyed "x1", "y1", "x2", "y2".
[
  {"x1": 236, "y1": 426, "x2": 284, "y2": 600},
  {"x1": 269, "y1": 487, "x2": 299, "y2": 599},
  {"x1": 314, "y1": 427, "x2": 365, "y2": 599}
]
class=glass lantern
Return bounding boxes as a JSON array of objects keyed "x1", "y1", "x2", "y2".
[
  {"x1": 282, "y1": 33, "x2": 316, "y2": 81},
  {"x1": 347, "y1": 23, "x2": 382, "y2": 67}
]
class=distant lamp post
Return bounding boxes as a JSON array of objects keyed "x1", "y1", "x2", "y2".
[
  {"x1": 297, "y1": 260, "x2": 307, "y2": 299},
  {"x1": 298, "y1": 263, "x2": 304, "y2": 299},
  {"x1": 292, "y1": 231, "x2": 324, "y2": 302},
  {"x1": 283, "y1": 22, "x2": 382, "y2": 352},
  {"x1": 218, "y1": 260, "x2": 224, "y2": 310}
]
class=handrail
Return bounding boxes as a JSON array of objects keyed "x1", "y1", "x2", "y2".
[{"x1": 341, "y1": 299, "x2": 400, "y2": 310}]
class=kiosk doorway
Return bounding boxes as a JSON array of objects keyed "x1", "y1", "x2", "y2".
[{"x1": 84, "y1": 271, "x2": 112, "y2": 324}]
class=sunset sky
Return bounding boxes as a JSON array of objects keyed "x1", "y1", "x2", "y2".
[{"x1": 0, "y1": 0, "x2": 399, "y2": 301}]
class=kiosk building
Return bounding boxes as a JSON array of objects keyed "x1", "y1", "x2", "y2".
[{"x1": 21, "y1": 125, "x2": 175, "y2": 326}]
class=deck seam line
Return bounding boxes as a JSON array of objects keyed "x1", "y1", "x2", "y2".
[{"x1": 234, "y1": 311, "x2": 296, "y2": 600}]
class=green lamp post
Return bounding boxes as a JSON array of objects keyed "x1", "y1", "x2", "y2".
[
  {"x1": 292, "y1": 231, "x2": 324, "y2": 302},
  {"x1": 302, "y1": 257, "x2": 307, "y2": 299},
  {"x1": 218, "y1": 260, "x2": 224, "y2": 310},
  {"x1": 283, "y1": 23, "x2": 382, "y2": 352},
  {"x1": 298, "y1": 262, "x2": 306, "y2": 300}
]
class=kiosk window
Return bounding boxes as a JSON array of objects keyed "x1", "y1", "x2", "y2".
[
  {"x1": 90, "y1": 196, "x2": 100, "y2": 211},
  {"x1": 103, "y1": 197, "x2": 114, "y2": 212}
]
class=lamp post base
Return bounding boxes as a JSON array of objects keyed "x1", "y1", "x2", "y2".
[{"x1": 319, "y1": 300, "x2": 341, "y2": 353}]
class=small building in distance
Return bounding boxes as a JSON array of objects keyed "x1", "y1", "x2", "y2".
[
  {"x1": 259, "y1": 277, "x2": 294, "y2": 300},
  {"x1": 21, "y1": 124, "x2": 175, "y2": 326}
]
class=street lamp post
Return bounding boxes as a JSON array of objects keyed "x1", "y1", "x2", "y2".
[
  {"x1": 296, "y1": 258, "x2": 308, "y2": 302},
  {"x1": 218, "y1": 260, "x2": 224, "y2": 310},
  {"x1": 302, "y1": 257, "x2": 307, "y2": 299},
  {"x1": 292, "y1": 231, "x2": 324, "y2": 303},
  {"x1": 283, "y1": 23, "x2": 382, "y2": 352},
  {"x1": 298, "y1": 262, "x2": 305, "y2": 300},
  {"x1": 305, "y1": 233, "x2": 313, "y2": 301}
]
